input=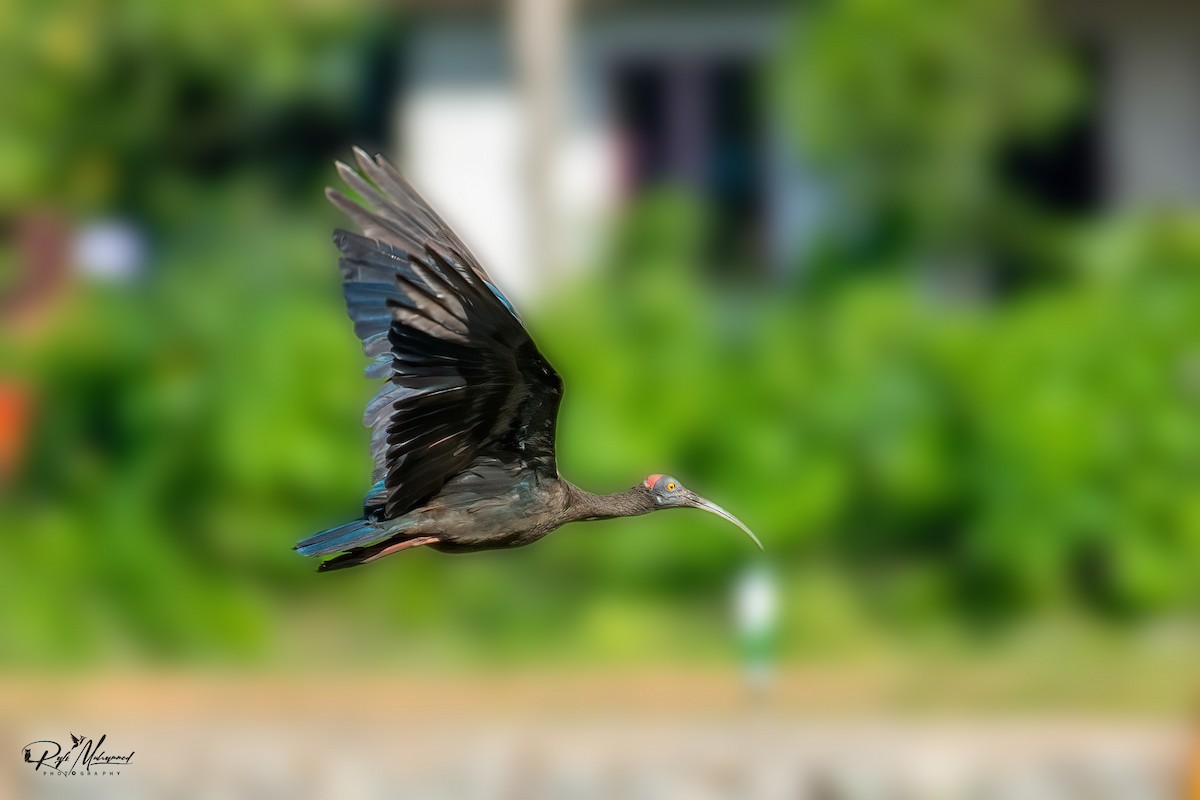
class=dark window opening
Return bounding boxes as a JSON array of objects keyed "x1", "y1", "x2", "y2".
[
  {"x1": 1002, "y1": 45, "x2": 1104, "y2": 215},
  {"x1": 707, "y1": 59, "x2": 765, "y2": 270},
  {"x1": 614, "y1": 61, "x2": 671, "y2": 189},
  {"x1": 612, "y1": 56, "x2": 766, "y2": 273}
]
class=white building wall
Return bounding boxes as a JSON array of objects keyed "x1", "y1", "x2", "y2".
[
  {"x1": 1104, "y1": 24, "x2": 1200, "y2": 210},
  {"x1": 404, "y1": 1, "x2": 1200, "y2": 295},
  {"x1": 1053, "y1": 0, "x2": 1200, "y2": 211},
  {"x1": 398, "y1": 21, "x2": 535, "y2": 303},
  {"x1": 399, "y1": 8, "x2": 820, "y2": 297}
]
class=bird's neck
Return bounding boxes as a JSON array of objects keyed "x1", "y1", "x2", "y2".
[{"x1": 565, "y1": 483, "x2": 654, "y2": 523}]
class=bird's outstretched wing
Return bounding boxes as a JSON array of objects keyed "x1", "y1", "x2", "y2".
[{"x1": 328, "y1": 148, "x2": 563, "y2": 521}]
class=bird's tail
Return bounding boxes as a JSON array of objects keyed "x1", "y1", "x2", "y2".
[{"x1": 294, "y1": 518, "x2": 382, "y2": 557}]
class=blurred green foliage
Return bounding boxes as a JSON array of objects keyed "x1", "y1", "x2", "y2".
[
  {"x1": 778, "y1": 0, "x2": 1079, "y2": 261},
  {"x1": 0, "y1": 0, "x2": 394, "y2": 215},
  {"x1": 2, "y1": 0, "x2": 1200, "y2": 669},
  {"x1": 555, "y1": 196, "x2": 1200, "y2": 621},
  {"x1": 6, "y1": 187, "x2": 1200, "y2": 666}
]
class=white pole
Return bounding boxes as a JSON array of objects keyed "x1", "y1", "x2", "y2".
[
  {"x1": 736, "y1": 561, "x2": 778, "y2": 697},
  {"x1": 510, "y1": 0, "x2": 573, "y2": 283}
]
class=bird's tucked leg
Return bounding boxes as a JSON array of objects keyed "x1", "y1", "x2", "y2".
[
  {"x1": 316, "y1": 536, "x2": 441, "y2": 572},
  {"x1": 369, "y1": 535, "x2": 441, "y2": 562}
]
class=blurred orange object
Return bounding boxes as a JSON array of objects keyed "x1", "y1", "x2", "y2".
[{"x1": 0, "y1": 382, "x2": 32, "y2": 482}]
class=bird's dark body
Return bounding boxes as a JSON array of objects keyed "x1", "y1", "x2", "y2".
[
  {"x1": 396, "y1": 470, "x2": 571, "y2": 554},
  {"x1": 316, "y1": 473, "x2": 657, "y2": 569},
  {"x1": 295, "y1": 148, "x2": 758, "y2": 571}
]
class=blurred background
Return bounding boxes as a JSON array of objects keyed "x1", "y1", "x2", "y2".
[{"x1": 2, "y1": 0, "x2": 1199, "y2": 796}]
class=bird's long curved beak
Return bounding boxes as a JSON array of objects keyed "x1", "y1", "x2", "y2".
[{"x1": 685, "y1": 493, "x2": 764, "y2": 550}]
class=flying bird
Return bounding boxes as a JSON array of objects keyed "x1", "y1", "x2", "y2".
[{"x1": 295, "y1": 148, "x2": 761, "y2": 571}]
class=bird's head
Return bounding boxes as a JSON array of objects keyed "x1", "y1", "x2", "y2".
[{"x1": 642, "y1": 474, "x2": 763, "y2": 549}]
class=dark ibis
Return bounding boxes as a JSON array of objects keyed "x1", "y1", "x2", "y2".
[{"x1": 295, "y1": 148, "x2": 762, "y2": 571}]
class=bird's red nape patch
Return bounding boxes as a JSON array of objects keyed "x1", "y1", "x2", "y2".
[{"x1": 643, "y1": 474, "x2": 664, "y2": 489}]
